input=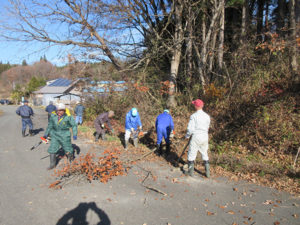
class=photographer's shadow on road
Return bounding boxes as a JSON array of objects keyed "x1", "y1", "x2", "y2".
[{"x1": 56, "y1": 202, "x2": 111, "y2": 225}]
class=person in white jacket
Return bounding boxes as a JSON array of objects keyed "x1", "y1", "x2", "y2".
[{"x1": 185, "y1": 99, "x2": 211, "y2": 177}]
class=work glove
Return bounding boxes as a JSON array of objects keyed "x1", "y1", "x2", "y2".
[
  {"x1": 73, "y1": 136, "x2": 77, "y2": 140},
  {"x1": 101, "y1": 124, "x2": 105, "y2": 128},
  {"x1": 170, "y1": 130, "x2": 174, "y2": 138}
]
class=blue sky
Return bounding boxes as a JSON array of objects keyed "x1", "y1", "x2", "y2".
[
  {"x1": 0, "y1": 40, "x2": 70, "y2": 66},
  {"x1": 0, "y1": 0, "x2": 76, "y2": 66},
  {"x1": 0, "y1": 0, "x2": 144, "y2": 66}
]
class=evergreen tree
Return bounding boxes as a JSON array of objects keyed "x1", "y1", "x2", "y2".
[{"x1": 22, "y1": 59, "x2": 27, "y2": 66}]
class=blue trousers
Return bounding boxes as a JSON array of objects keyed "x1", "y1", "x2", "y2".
[
  {"x1": 22, "y1": 118, "x2": 33, "y2": 131},
  {"x1": 75, "y1": 115, "x2": 83, "y2": 125},
  {"x1": 156, "y1": 127, "x2": 170, "y2": 145}
]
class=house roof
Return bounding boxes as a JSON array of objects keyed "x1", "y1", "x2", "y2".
[
  {"x1": 34, "y1": 86, "x2": 70, "y2": 94},
  {"x1": 48, "y1": 78, "x2": 72, "y2": 87},
  {"x1": 34, "y1": 78, "x2": 72, "y2": 94}
]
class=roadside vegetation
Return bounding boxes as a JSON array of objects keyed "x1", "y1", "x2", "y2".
[{"x1": 1, "y1": 0, "x2": 299, "y2": 194}]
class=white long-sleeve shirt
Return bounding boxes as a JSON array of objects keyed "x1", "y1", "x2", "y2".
[{"x1": 186, "y1": 109, "x2": 210, "y2": 140}]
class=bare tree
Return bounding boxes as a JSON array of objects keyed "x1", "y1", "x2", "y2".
[
  {"x1": 289, "y1": 0, "x2": 298, "y2": 81},
  {"x1": 218, "y1": 0, "x2": 224, "y2": 70},
  {"x1": 1, "y1": 0, "x2": 126, "y2": 70},
  {"x1": 241, "y1": 0, "x2": 249, "y2": 41},
  {"x1": 194, "y1": 0, "x2": 223, "y2": 86}
]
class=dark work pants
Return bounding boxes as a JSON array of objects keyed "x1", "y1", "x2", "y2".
[{"x1": 22, "y1": 118, "x2": 33, "y2": 131}]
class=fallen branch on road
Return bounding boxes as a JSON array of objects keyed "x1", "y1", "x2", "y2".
[
  {"x1": 139, "y1": 166, "x2": 168, "y2": 196},
  {"x1": 124, "y1": 147, "x2": 157, "y2": 164}
]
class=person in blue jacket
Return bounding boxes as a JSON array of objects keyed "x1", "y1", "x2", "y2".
[
  {"x1": 74, "y1": 101, "x2": 85, "y2": 125},
  {"x1": 124, "y1": 108, "x2": 142, "y2": 150},
  {"x1": 16, "y1": 100, "x2": 34, "y2": 137},
  {"x1": 155, "y1": 109, "x2": 174, "y2": 155},
  {"x1": 45, "y1": 101, "x2": 56, "y2": 121}
]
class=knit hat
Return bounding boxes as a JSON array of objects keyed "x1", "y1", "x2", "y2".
[
  {"x1": 131, "y1": 108, "x2": 138, "y2": 117},
  {"x1": 192, "y1": 99, "x2": 204, "y2": 108},
  {"x1": 56, "y1": 103, "x2": 66, "y2": 110}
]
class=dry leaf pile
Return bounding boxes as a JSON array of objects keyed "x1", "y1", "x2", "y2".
[{"x1": 49, "y1": 149, "x2": 126, "y2": 189}]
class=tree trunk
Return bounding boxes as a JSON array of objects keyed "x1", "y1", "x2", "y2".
[
  {"x1": 277, "y1": 0, "x2": 285, "y2": 35},
  {"x1": 186, "y1": 5, "x2": 194, "y2": 88},
  {"x1": 241, "y1": 0, "x2": 249, "y2": 42},
  {"x1": 265, "y1": 0, "x2": 269, "y2": 32},
  {"x1": 289, "y1": 0, "x2": 298, "y2": 81},
  {"x1": 296, "y1": 0, "x2": 300, "y2": 38},
  {"x1": 218, "y1": 0, "x2": 225, "y2": 70},
  {"x1": 257, "y1": 0, "x2": 265, "y2": 42},
  {"x1": 208, "y1": 30, "x2": 217, "y2": 73},
  {"x1": 167, "y1": 0, "x2": 183, "y2": 108}
]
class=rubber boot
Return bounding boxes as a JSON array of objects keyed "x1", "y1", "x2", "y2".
[
  {"x1": 156, "y1": 144, "x2": 162, "y2": 155},
  {"x1": 47, "y1": 154, "x2": 56, "y2": 170},
  {"x1": 204, "y1": 160, "x2": 210, "y2": 178},
  {"x1": 29, "y1": 129, "x2": 33, "y2": 136},
  {"x1": 101, "y1": 133, "x2": 107, "y2": 141},
  {"x1": 95, "y1": 133, "x2": 100, "y2": 142},
  {"x1": 124, "y1": 140, "x2": 129, "y2": 150},
  {"x1": 22, "y1": 130, "x2": 26, "y2": 137},
  {"x1": 133, "y1": 138, "x2": 138, "y2": 147},
  {"x1": 184, "y1": 161, "x2": 194, "y2": 177},
  {"x1": 165, "y1": 143, "x2": 171, "y2": 155}
]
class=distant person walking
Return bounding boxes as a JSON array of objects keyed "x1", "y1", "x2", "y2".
[
  {"x1": 184, "y1": 99, "x2": 211, "y2": 177},
  {"x1": 45, "y1": 101, "x2": 56, "y2": 121},
  {"x1": 74, "y1": 101, "x2": 85, "y2": 125},
  {"x1": 16, "y1": 100, "x2": 34, "y2": 137}
]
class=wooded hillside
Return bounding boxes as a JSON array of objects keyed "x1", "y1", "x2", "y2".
[{"x1": 0, "y1": 0, "x2": 299, "y2": 192}]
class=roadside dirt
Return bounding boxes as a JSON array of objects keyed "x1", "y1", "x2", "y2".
[{"x1": 0, "y1": 105, "x2": 299, "y2": 225}]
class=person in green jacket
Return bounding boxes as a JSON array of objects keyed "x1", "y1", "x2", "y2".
[{"x1": 43, "y1": 103, "x2": 78, "y2": 170}]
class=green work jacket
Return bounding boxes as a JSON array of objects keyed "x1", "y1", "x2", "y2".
[{"x1": 45, "y1": 113, "x2": 77, "y2": 139}]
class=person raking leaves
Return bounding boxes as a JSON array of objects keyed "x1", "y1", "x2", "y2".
[
  {"x1": 155, "y1": 109, "x2": 174, "y2": 156},
  {"x1": 94, "y1": 111, "x2": 115, "y2": 141},
  {"x1": 43, "y1": 103, "x2": 78, "y2": 170},
  {"x1": 124, "y1": 108, "x2": 142, "y2": 150},
  {"x1": 184, "y1": 99, "x2": 211, "y2": 177}
]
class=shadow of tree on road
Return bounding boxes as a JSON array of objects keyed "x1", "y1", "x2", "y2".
[{"x1": 56, "y1": 202, "x2": 110, "y2": 225}]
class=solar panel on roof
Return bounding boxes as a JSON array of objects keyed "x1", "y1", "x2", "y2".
[{"x1": 49, "y1": 78, "x2": 71, "y2": 87}]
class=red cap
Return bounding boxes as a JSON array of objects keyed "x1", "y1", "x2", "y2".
[{"x1": 192, "y1": 99, "x2": 204, "y2": 107}]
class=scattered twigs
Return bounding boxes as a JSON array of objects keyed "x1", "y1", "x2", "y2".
[
  {"x1": 143, "y1": 184, "x2": 167, "y2": 196},
  {"x1": 49, "y1": 150, "x2": 126, "y2": 189},
  {"x1": 292, "y1": 147, "x2": 300, "y2": 170},
  {"x1": 138, "y1": 166, "x2": 167, "y2": 196},
  {"x1": 124, "y1": 147, "x2": 157, "y2": 164}
]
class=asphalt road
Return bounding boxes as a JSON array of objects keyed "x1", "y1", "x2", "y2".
[{"x1": 0, "y1": 105, "x2": 299, "y2": 225}]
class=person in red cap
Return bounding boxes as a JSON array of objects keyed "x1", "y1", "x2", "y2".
[{"x1": 184, "y1": 99, "x2": 211, "y2": 177}]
